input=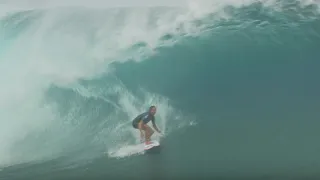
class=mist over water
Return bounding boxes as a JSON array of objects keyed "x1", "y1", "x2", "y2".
[{"x1": 0, "y1": 0, "x2": 320, "y2": 179}]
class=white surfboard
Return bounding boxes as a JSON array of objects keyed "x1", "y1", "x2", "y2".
[
  {"x1": 107, "y1": 140, "x2": 161, "y2": 158},
  {"x1": 144, "y1": 140, "x2": 160, "y2": 150}
]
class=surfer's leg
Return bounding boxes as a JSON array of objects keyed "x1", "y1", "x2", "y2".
[{"x1": 144, "y1": 124, "x2": 154, "y2": 143}]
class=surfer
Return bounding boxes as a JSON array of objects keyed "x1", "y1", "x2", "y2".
[{"x1": 132, "y1": 106, "x2": 161, "y2": 145}]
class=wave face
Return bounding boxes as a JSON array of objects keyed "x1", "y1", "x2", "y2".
[{"x1": 1, "y1": 0, "x2": 320, "y2": 179}]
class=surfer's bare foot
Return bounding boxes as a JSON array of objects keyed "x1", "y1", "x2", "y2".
[{"x1": 145, "y1": 141, "x2": 152, "y2": 145}]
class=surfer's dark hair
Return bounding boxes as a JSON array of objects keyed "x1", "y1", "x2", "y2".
[{"x1": 149, "y1": 105, "x2": 156, "y2": 111}]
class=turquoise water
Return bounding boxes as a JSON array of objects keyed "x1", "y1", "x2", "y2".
[{"x1": 1, "y1": 1, "x2": 320, "y2": 179}]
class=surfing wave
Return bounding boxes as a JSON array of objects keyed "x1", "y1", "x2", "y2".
[{"x1": 0, "y1": 0, "x2": 319, "y2": 172}]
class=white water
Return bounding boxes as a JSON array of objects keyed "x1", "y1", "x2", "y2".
[{"x1": 0, "y1": 2, "x2": 199, "y2": 166}]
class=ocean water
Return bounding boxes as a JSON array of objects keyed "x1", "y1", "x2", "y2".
[{"x1": 0, "y1": 0, "x2": 320, "y2": 179}]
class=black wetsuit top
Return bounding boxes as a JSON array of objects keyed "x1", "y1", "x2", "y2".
[{"x1": 132, "y1": 112, "x2": 155, "y2": 128}]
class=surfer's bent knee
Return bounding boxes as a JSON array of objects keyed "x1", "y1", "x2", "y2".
[{"x1": 144, "y1": 124, "x2": 151, "y2": 131}]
